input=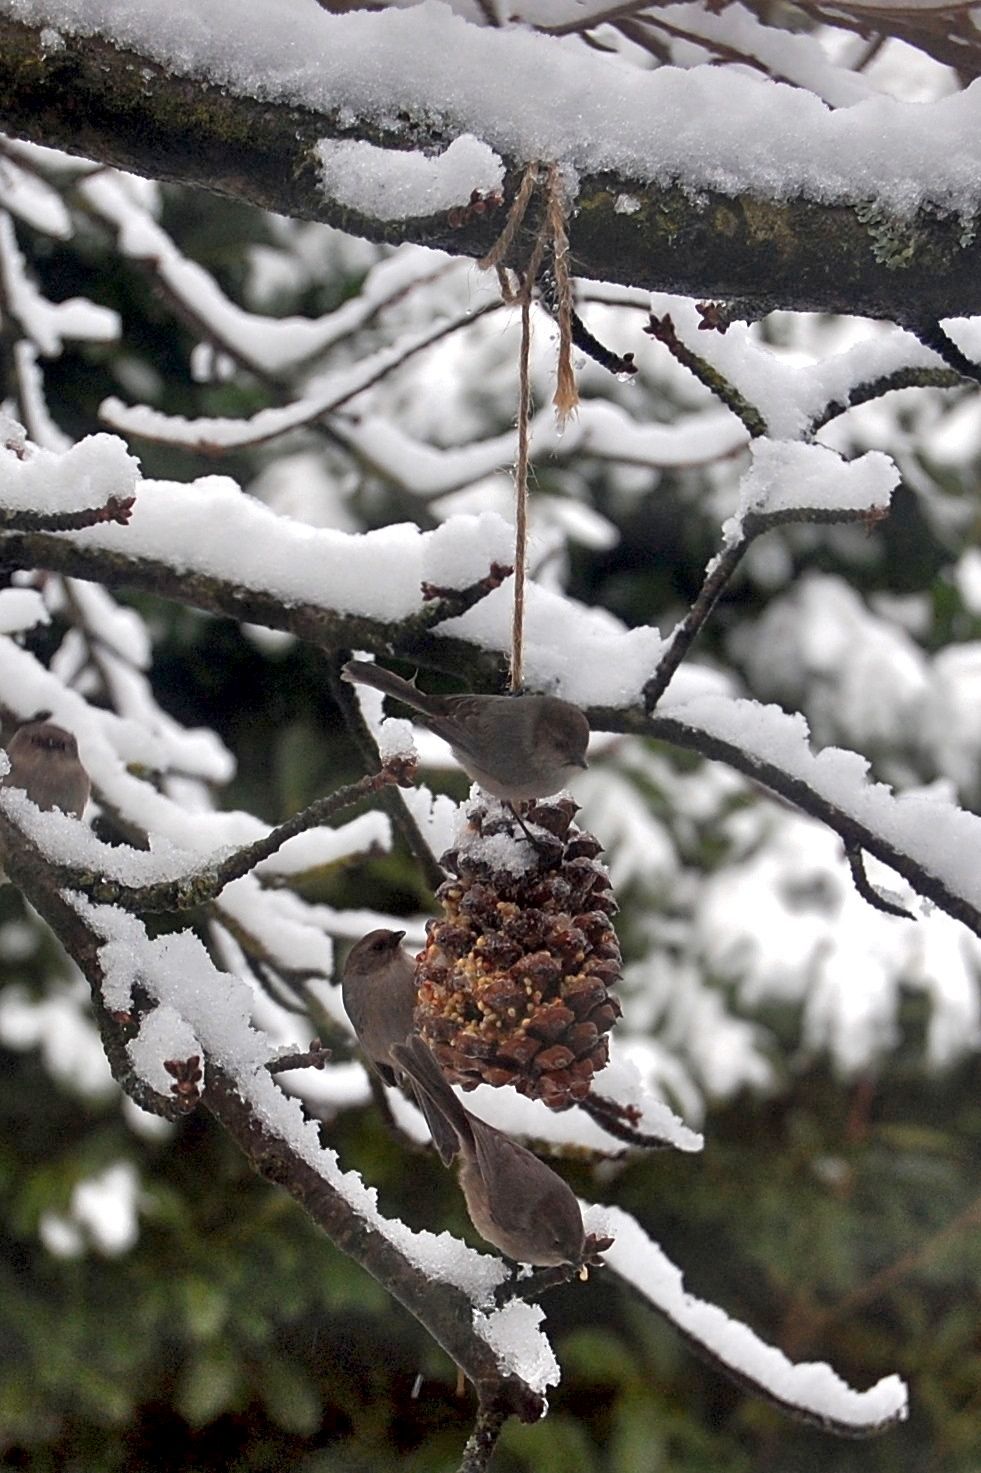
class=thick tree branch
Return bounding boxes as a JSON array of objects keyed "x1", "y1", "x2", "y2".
[
  {"x1": 0, "y1": 801, "x2": 546, "y2": 1427},
  {"x1": 0, "y1": 15, "x2": 979, "y2": 319},
  {"x1": 1, "y1": 527, "x2": 979, "y2": 941},
  {"x1": 0, "y1": 529, "x2": 505, "y2": 685}
]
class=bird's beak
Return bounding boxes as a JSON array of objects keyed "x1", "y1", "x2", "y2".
[
  {"x1": 576, "y1": 757, "x2": 589, "y2": 770},
  {"x1": 393, "y1": 929, "x2": 407, "y2": 944}
]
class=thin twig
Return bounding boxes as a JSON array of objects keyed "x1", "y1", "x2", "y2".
[
  {"x1": 266, "y1": 1042, "x2": 333, "y2": 1074},
  {"x1": 596, "y1": 703, "x2": 981, "y2": 942},
  {"x1": 568, "y1": 308, "x2": 636, "y2": 378},
  {"x1": 326, "y1": 656, "x2": 447, "y2": 895},
  {"x1": 418, "y1": 562, "x2": 514, "y2": 630},
  {"x1": 104, "y1": 304, "x2": 501, "y2": 454},
  {"x1": 907, "y1": 317, "x2": 981, "y2": 385},
  {"x1": 802, "y1": 1193, "x2": 981, "y2": 1340},
  {"x1": 50, "y1": 766, "x2": 411, "y2": 911},
  {"x1": 631, "y1": 12, "x2": 798, "y2": 85},
  {"x1": 844, "y1": 842, "x2": 914, "y2": 919},
  {"x1": 644, "y1": 534, "x2": 751, "y2": 712},
  {"x1": 0, "y1": 495, "x2": 136, "y2": 533},
  {"x1": 643, "y1": 500, "x2": 893, "y2": 713},
  {"x1": 457, "y1": 1399, "x2": 509, "y2": 1473},
  {"x1": 580, "y1": 1092, "x2": 676, "y2": 1149},
  {"x1": 642, "y1": 1291, "x2": 907, "y2": 1438},
  {"x1": 536, "y1": 0, "x2": 656, "y2": 36},
  {"x1": 645, "y1": 313, "x2": 768, "y2": 438},
  {"x1": 493, "y1": 1234, "x2": 614, "y2": 1306},
  {"x1": 809, "y1": 364, "x2": 963, "y2": 432},
  {"x1": 76, "y1": 173, "x2": 464, "y2": 375}
]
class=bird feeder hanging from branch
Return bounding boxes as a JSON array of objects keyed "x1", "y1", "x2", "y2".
[{"x1": 414, "y1": 795, "x2": 622, "y2": 1111}]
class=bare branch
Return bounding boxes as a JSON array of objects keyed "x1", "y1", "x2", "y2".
[
  {"x1": 644, "y1": 313, "x2": 768, "y2": 437},
  {"x1": 844, "y1": 842, "x2": 915, "y2": 919},
  {"x1": 457, "y1": 1401, "x2": 509, "y2": 1473},
  {"x1": 810, "y1": 363, "x2": 964, "y2": 430},
  {"x1": 604, "y1": 703, "x2": 981, "y2": 942},
  {"x1": 580, "y1": 1091, "x2": 677, "y2": 1149},
  {"x1": 324, "y1": 656, "x2": 448, "y2": 896},
  {"x1": 266, "y1": 1041, "x2": 333, "y2": 1074},
  {"x1": 906, "y1": 317, "x2": 981, "y2": 384},
  {"x1": 644, "y1": 534, "x2": 751, "y2": 712},
  {"x1": 418, "y1": 562, "x2": 514, "y2": 631},
  {"x1": 644, "y1": 502, "x2": 889, "y2": 712}
]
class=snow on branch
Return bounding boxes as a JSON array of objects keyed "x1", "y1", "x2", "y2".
[
  {"x1": 1, "y1": 6, "x2": 980, "y2": 317},
  {"x1": 640, "y1": 692, "x2": 981, "y2": 942},
  {"x1": 0, "y1": 768, "x2": 601, "y2": 1423},
  {"x1": 0, "y1": 210, "x2": 118, "y2": 355},
  {"x1": 643, "y1": 439, "x2": 898, "y2": 708},
  {"x1": 5, "y1": 427, "x2": 981, "y2": 950},
  {"x1": 99, "y1": 311, "x2": 504, "y2": 451},
  {"x1": 77, "y1": 170, "x2": 425, "y2": 377},
  {"x1": 0, "y1": 741, "x2": 909, "y2": 1448},
  {"x1": 4, "y1": 0, "x2": 980, "y2": 219},
  {"x1": 317, "y1": 134, "x2": 505, "y2": 224},
  {"x1": 0, "y1": 420, "x2": 139, "y2": 516},
  {"x1": 643, "y1": 294, "x2": 959, "y2": 440},
  {"x1": 725, "y1": 438, "x2": 897, "y2": 531},
  {"x1": 329, "y1": 400, "x2": 746, "y2": 499},
  {"x1": 2, "y1": 852, "x2": 554, "y2": 1421},
  {"x1": 603, "y1": 1206, "x2": 908, "y2": 1436}
]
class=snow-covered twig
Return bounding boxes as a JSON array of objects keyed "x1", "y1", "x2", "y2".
[
  {"x1": 56, "y1": 764, "x2": 413, "y2": 912},
  {"x1": 418, "y1": 561, "x2": 514, "y2": 631},
  {"x1": 644, "y1": 497, "x2": 894, "y2": 712},
  {"x1": 0, "y1": 816, "x2": 551, "y2": 1422},
  {"x1": 0, "y1": 492, "x2": 135, "y2": 533}
]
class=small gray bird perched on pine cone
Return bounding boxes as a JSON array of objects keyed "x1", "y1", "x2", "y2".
[{"x1": 341, "y1": 660, "x2": 589, "y2": 802}]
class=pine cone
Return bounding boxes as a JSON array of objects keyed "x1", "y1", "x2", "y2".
[{"x1": 415, "y1": 796, "x2": 621, "y2": 1110}]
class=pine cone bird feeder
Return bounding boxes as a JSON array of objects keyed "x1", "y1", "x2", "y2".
[{"x1": 415, "y1": 796, "x2": 621, "y2": 1110}]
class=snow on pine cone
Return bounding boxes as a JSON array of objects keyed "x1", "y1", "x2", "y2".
[{"x1": 414, "y1": 795, "x2": 621, "y2": 1110}]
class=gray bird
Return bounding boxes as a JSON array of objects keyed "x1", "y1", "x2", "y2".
[
  {"x1": 1, "y1": 719, "x2": 90, "y2": 817},
  {"x1": 341, "y1": 661, "x2": 589, "y2": 802},
  {"x1": 341, "y1": 928, "x2": 458, "y2": 1164},
  {"x1": 391, "y1": 1033, "x2": 586, "y2": 1267}
]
